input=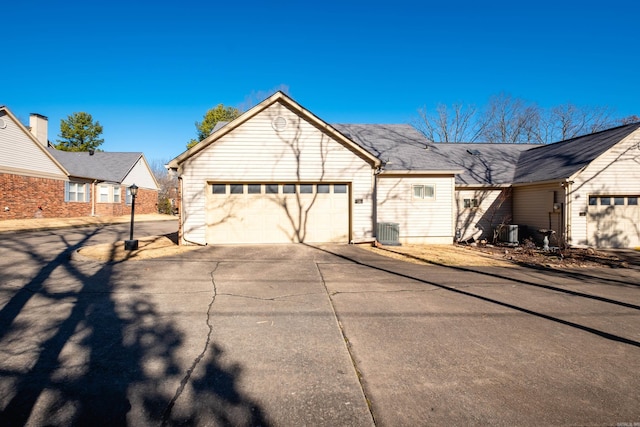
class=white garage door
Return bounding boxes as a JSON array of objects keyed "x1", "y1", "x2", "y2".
[
  {"x1": 587, "y1": 195, "x2": 640, "y2": 248},
  {"x1": 206, "y1": 183, "x2": 349, "y2": 244}
]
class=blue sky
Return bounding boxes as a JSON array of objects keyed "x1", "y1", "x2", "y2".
[{"x1": 3, "y1": 0, "x2": 638, "y2": 164}]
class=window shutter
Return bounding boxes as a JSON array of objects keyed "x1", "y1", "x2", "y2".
[
  {"x1": 86, "y1": 183, "x2": 91, "y2": 202},
  {"x1": 64, "y1": 181, "x2": 70, "y2": 202}
]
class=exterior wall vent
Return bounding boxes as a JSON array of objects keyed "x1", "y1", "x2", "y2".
[
  {"x1": 377, "y1": 222, "x2": 400, "y2": 246},
  {"x1": 497, "y1": 224, "x2": 519, "y2": 244}
]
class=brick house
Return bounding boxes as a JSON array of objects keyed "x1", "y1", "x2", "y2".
[{"x1": 0, "y1": 105, "x2": 159, "y2": 220}]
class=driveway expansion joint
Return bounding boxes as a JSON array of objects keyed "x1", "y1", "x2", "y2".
[{"x1": 314, "y1": 262, "x2": 378, "y2": 425}]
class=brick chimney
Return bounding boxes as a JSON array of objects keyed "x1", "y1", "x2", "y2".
[{"x1": 29, "y1": 113, "x2": 48, "y2": 146}]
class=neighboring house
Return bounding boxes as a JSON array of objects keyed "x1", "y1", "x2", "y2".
[
  {"x1": 0, "y1": 105, "x2": 159, "y2": 220},
  {"x1": 168, "y1": 92, "x2": 640, "y2": 248},
  {"x1": 47, "y1": 149, "x2": 159, "y2": 217}
]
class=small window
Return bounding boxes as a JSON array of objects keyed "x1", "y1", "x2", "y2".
[
  {"x1": 614, "y1": 197, "x2": 625, "y2": 206},
  {"x1": 212, "y1": 184, "x2": 226, "y2": 194},
  {"x1": 283, "y1": 184, "x2": 296, "y2": 194},
  {"x1": 317, "y1": 184, "x2": 330, "y2": 194},
  {"x1": 334, "y1": 184, "x2": 347, "y2": 194},
  {"x1": 589, "y1": 197, "x2": 597, "y2": 206},
  {"x1": 300, "y1": 184, "x2": 313, "y2": 194},
  {"x1": 65, "y1": 181, "x2": 89, "y2": 202},
  {"x1": 229, "y1": 184, "x2": 243, "y2": 194},
  {"x1": 247, "y1": 184, "x2": 261, "y2": 194},
  {"x1": 266, "y1": 184, "x2": 279, "y2": 194},
  {"x1": 464, "y1": 198, "x2": 479, "y2": 208},
  {"x1": 600, "y1": 197, "x2": 611, "y2": 206},
  {"x1": 628, "y1": 197, "x2": 638, "y2": 206},
  {"x1": 99, "y1": 186, "x2": 109, "y2": 203},
  {"x1": 413, "y1": 184, "x2": 434, "y2": 200},
  {"x1": 98, "y1": 184, "x2": 122, "y2": 203}
]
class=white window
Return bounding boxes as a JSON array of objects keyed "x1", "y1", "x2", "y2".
[
  {"x1": 98, "y1": 184, "x2": 122, "y2": 203},
  {"x1": 99, "y1": 186, "x2": 109, "y2": 202},
  {"x1": 65, "y1": 181, "x2": 89, "y2": 202},
  {"x1": 413, "y1": 184, "x2": 435, "y2": 200},
  {"x1": 464, "y1": 198, "x2": 479, "y2": 208}
]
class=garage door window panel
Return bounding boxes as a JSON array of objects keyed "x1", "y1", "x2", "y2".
[
  {"x1": 230, "y1": 184, "x2": 244, "y2": 194},
  {"x1": 212, "y1": 184, "x2": 226, "y2": 195},
  {"x1": 334, "y1": 184, "x2": 347, "y2": 194},
  {"x1": 283, "y1": 184, "x2": 296, "y2": 194},
  {"x1": 317, "y1": 184, "x2": 330, "y2": 194},
  {"x1": 266, "y1": 184, "x2": 279, "y2": 194},
  {"x1": 248, "y1": 184, "x2": 261, "y2": 194}
]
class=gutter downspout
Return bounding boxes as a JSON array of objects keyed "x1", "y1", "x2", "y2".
[
  {"x1": 564, "y1": 179, "x2": 573, "y2": 247},
  {"x1": 91, "y1": 180, "x2": 97, "y2": 216}
]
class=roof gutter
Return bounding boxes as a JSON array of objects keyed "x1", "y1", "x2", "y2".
[
  {"x1": 455, "y1": 183, "x2": 512, "y2": 188},
  {"x1": 511, "y1": 178, "x2": 569, "y2": 187},
  {"x1": 379, "y1": 169, "x2": 463, "y2": 176}
]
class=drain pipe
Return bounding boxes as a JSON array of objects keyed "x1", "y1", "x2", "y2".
[
  {"x1": 563, "y1": 179, "x2": 573, "y2": 246},
  {"x1": 91, "y1": 180, "x2": 97, "y2": 216}
]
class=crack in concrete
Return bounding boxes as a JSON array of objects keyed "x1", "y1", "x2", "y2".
[
  {"x1": 161, "y1": 262, "x2": 218, "y2": 425},
  {"x1": 216, "y1": 291, "x2": 322, "y2": 301}
]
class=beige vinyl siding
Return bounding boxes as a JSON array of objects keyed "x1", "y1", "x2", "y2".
[
  {"x1": 0, "y1": 112, "x2": 67, "y2": 179},
  {"x1": 122, "y1": 157, "x2": 158, "y2": 190},
  {"x1": 180, "y1": 101, "x2": 374, "y2": 245},
  {"x1": 456, "y1": 188, "x2": 512, "y2": 242},
  {"x1": 570, "y1": 128, "x2": 640, "y2": 247},
  {"x1": 513, "y1": 183, "x2": 565, "y2": 243},
  {"x1": 377, "y1": 175, "x2": 455, "y2": 244}
]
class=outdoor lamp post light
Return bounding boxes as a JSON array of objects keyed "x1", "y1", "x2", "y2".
[{"x1": 125, "y1": 184, "x2": 139, "y2": 250}]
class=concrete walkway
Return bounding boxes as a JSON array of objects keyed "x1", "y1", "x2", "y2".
[
  {"x1": 1, "y1": 225, "x2": 639, "y2": 425},
  {"x1": 0, "y1": 213, "x2": 176, "y2": 234}
]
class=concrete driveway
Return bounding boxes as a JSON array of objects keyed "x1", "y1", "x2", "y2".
[{"x1": 1, "y1": 225, "x2": 639, "y2": 426}]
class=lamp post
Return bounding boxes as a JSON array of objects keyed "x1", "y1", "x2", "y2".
[{"x1": 125, "y1": 184, "x2": 139, "y2": 250}]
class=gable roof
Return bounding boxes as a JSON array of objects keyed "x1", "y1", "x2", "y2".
[
  {"x1": 168, "y1": 91, "x2": 381, "y2": 168},
  {"x1": 47, "y1": 148, "x2": 143, "y2": 182},
  {"x1": 333, "y1": 124, "x2": 537, "y2": 182},
  {"x1": 0, "y1": 105, "x2": 68, "y2": 177},
  {"x1": 513, "y1": 122, "x2": 640, "y2": 183},
  {"x1": 337, "y1": 122, "x2": 640, "y2": 185},
  {"x1": 333, "y1": 124, "x2": 459, "y2": 173}
]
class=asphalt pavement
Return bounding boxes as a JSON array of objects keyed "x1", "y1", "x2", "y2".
[{"x1": 0, "y1": 223, "x2": 639, "y2": 426}]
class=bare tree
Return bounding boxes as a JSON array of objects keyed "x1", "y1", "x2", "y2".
[
  {"x1": 538, "y1": 103, "x2": 616, "y2": 143},
  {"x1": 415, "y1": 93, "x2": 630, "y2": 144},
  {"x1": 149, "y1": 159, "x2": 178, "y2": 215},
  {"x1": 416, "y1": 103, "x2": 484, "y2": 142},
  {"x1": 619, "y1": 114, "x2": 640, "y2": 125},
  {"x1": 480, "y1": 93, "x2": 541, "y2": 143}
]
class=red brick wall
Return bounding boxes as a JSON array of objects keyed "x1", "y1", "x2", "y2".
[
  {"x1": 1, "y1": 173, "x2": 159, "y2": 220},
  {"x1": 95, "y1": 188, "x2": 158, "y2": 216},
  {"x1": 0, "y1": 173, "x2": 91, "y2": 219}
]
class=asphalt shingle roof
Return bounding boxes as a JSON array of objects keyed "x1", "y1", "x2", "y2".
[
  {"x1": 333, "y1": 124, "x2": 456, "y2": 171},
  {"x1": 333, "y1": 124, "x2": 538, "y2": 185},
  {"x1": 47, "y1": 148, "x2": 142, "y2": 182},
  {"x1": 513, "y1": 122, "x2": 640, "y2": 183},
  {"x1": 333, "y1": 122, "x2": 640, "y2": 186}
]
